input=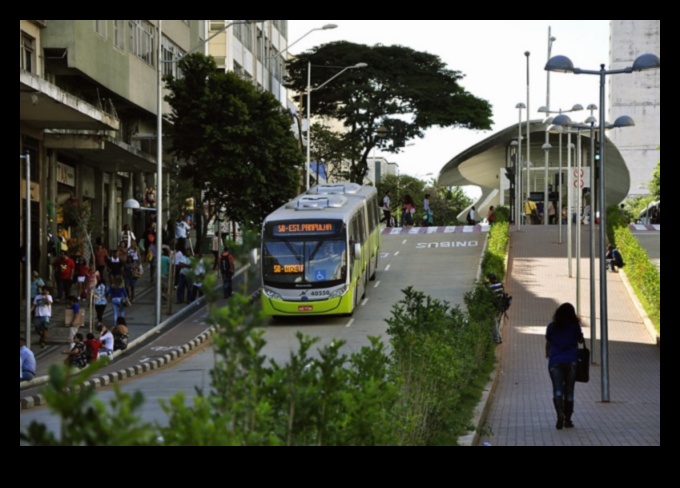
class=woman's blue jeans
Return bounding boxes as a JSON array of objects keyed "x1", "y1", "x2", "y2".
[{"x1": 549, "y1": 361, "x2": 577, "y2": 402}]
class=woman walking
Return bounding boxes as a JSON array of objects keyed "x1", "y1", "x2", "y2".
[
  {"x1": 107, "y1": 276, "x2": 129, "y2": 325},
  {"x1": 545, "y1": 302, "x2": 584, "y2": 430}
]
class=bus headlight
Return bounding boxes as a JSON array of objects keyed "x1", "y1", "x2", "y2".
[
  {"x1": 329, "y1": 285, "x2": 348, "y2": 299},
  {"x1": 262, "y1": 287, "x2": 283, "y2": 300}
]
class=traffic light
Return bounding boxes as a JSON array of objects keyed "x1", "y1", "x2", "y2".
[
  {"x1": 594, "y1": 147, "x2": 601, "y2": 163},
  {"x1": 505, "y1": 167, "x2": 515, "y2": 183}
]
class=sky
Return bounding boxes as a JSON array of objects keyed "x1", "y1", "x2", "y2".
[{"x1": 288, "y1": 20, "x2": 610, "y2": 196}]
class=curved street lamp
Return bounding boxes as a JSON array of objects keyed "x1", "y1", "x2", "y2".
[{"x1": 306, "y1": 62, "x2": 368, "y2": 189}]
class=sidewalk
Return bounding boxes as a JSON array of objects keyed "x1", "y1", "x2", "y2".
[
  {"x1": 476, "y1": 224, "x2": 660, "y2": 446},
  {"x1": 19, "y1": 249, "x2": 227, "y2": 381}
]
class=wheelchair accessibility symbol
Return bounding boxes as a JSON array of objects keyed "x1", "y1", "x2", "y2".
[{"x1": 315, "y1": 270, "x2": 327, "y2": 281}]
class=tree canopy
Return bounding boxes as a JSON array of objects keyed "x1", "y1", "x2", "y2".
[
  {"x1": 285, "y1": 41, "x2": 493, "y2": 183},
  {"x1": 165, "y1": 53, "x2": 303, "y2": 234}
]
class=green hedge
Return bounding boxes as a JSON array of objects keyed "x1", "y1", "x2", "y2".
[{"x1": 607, "y1": 205, "x2": 660, "y2": 334}]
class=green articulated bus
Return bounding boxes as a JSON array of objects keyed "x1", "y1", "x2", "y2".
[{"x1": 260, "y1": 183, "x2": 381, "y2": 317}]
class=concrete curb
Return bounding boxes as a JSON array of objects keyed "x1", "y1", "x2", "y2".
[
  {"x1": 20, "y1": 325, "x2": 217, "y2": 410},
  {"x1": 618, "y1": 268, "x2": 660, "y2": 347},
  {"x1": 458, "y1": 230, "x2": 510, "y2": 446},
  {"x1": 20, "y1": 265, "x2": 252, "y2": 410}
]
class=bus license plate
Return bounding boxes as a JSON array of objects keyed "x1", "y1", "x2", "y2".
[{"x1": 298, "y1": 305, "x2": 313, "y2": 312}]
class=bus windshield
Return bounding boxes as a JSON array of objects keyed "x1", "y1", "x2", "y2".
[{"x1": 262, "y1": 237, "x2": 347, "y2": 287}]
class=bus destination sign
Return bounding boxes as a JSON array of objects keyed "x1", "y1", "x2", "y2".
[{"x1": 271, "y1": 221, "x2": 338, "y2": 237}]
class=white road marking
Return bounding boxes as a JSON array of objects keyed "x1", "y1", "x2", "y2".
[
  {"x1": 345, "y1": 318, "x2": 354, "y2": 328},
  {"x1": 385, "y1": 264, "x2": 391, "y2": 271},
  {"x1": 401, "y1": 239, "x2": 407, "y2": 245},
  {"x1": 394, "y1": 251, "x2": 399, "y2": 256},
  {"x1": 374, "y1": 280, "x2": 381, "y2": 288},
  {"x1": 361, "y1": 298, "x2": 369, "y2": 306}
]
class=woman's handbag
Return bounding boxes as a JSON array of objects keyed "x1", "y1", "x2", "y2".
[{"x1": 576, "y1": 342, "x2": 590, "y2": 383}]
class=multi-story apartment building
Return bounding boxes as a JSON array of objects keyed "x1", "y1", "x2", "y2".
[
  {"x1": 607, "y1": 20, "x2": 661, "y2": 198},
  {"x1": 20, "y1": 20, "x2": 291, "y2": 294}
]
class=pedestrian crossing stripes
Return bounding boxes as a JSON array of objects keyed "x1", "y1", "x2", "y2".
[{"x1": 382, "y1": 225, "x2": 488, "y2": 235}]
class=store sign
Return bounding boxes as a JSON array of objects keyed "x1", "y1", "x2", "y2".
[{"x1": 56, "y1": 162, "x2": 75, "y2": 187}]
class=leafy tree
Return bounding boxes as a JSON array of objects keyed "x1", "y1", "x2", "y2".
[
  {"x1": 285, "y1": 41, "x2": 493, "y2": 183},
  {"x1": 649, "y1": 159, "x2": 660, "y2": 200},
  {"x1": 308, "y1": 123, "x2": 362, "y2": 184},
  {"x1": 165, "y1": 53, "x2": 303, "y2": 248}
]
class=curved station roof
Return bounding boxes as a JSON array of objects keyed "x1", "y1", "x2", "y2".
[{"x1": 437, "y1": 119, "x2": 630, "y2": 214}]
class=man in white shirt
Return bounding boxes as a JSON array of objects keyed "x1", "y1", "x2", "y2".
[
  {"x1": 175, "y1": 218, "x2": 192, "y2": 253},
  {"x1": 32, "y1": 286, "x2": 53, "y2": 348}
]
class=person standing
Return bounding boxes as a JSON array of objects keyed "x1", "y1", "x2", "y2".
[
  {"x1": 175, "y1": 217, "x2": 191, "y2": 251},
  {"x1": 219, "y1": 245, "x2": 235, "y2": 298},
  {"x1": 30, "y1": 271, "x2": 45, "y2": 302},
  {"x1": 423, "y1": 194, "x2": 433, "y2": 226},
  {"x1": 466, "y1": 206, "x2": 476, "y2": 225},
  {"x1": 20, "y1": 337, "x2": 36, "y2": 382},
  {"x1": 548, "y1": 202, "x2": 557, "y2": 224},
  {"x1": 381, "y1": 191, "x2": 392, "y2": 227},
  {"x1": 487, "y1": 206, "x2": 496, "y2": 226},
  {"x1": 56, "y1": 251, "x2": 75, "y2": 302},
  {"x1": 94, "y1": 238, "x2": 109, "y2": 279},
  {"x1": 160, "y1": 246, "x2": 171, "y2": 300},
  {"x1": 487, "y1": 273, "x2": 505, "y2": 344},
  {"x1": 32, "y1": 286, "x2": 53, "y2": 348},
  {"x1": 92, "y1": 276, "x2": 108, "y2": 325},
  {"x1": 524, "y1": 197, "x2": 538, "y2": 225},
  {"x1": 401, "y1": 194, "x2": 415, "y2": 227},
  {"x1": 120, "y1": 223, "x2": 136, "y2": 250},
  {"x1": 122, "y1": 254, "x2": 140, "y2": 303},
  {"x1": 176, "y1": 248, "x2": 192, "y2": 304},
  {"x1": 545, "y1": 302, "x2": 584, "y2": 430},
  {"x1": 107, "y1": 250, "x2": 123, "y2": 284},
  {"x1": 211, "y1": 232, "x2": 221, "y2": 270}
]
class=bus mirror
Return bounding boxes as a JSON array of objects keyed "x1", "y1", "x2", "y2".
[
  {"x1": 353, "y1": 242, "x2": 362, "y2": 260},
  {"x1": 249, "y1": 248, "x2": 260, "y2": 266}
]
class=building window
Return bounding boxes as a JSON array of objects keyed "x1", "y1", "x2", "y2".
[
  {"x1": 241, "y1": 21, "x2": 253, "y2": 52},
  {"x1": 114, "y1": 20, "x2": 125, "y2": 51},
  {"x1": 20, "y1": 32, "x2": 35, "y2": 73},
  {"x1": 95, "y1": 20, "x2": 107, "y2": 38},
  {"x1": 129, "y1": 20, "x2": 155, "y2": 66},
  {"x1": 162, "y1": 36, "x2": 186, "y2": 78},
  {"x1": 233, "y1": 61, "x2": 245, "y2": 79}
]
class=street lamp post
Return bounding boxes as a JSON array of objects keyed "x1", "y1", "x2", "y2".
[
  {"x1": 515, "y1": 103, "x2": 525, "y2": 229},
  {"x1": 552, "y1": 113, "x2": 635, "y2": 363},
  {"x1": 21, "y1": 152, "x2": 31, "y2": 346},
  {"x1": 550, "y1": 104, "x2": 643, "y2": 404},
  {"x1": 538, "y1": 104, "x2": 583, "y2": 244},
  {"x1": 305, "y1": 62, "x2": 367, "y2": 189},
  {"x1": 155, "y1": 20, "x2": 265, "y2": 325},
  {"x1": 547, "y1": 52, "x2": 659, "y2": 402},
  {"x1": 542, "y1": 28, "x2": 557, "y2": 226},
  {"x1": 524, "y1": 52, "x2": 531, "y2": 214}
]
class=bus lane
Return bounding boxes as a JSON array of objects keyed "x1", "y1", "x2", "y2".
[{"x1": 259, "y1": 228, "x2": 487, "y2": 360}]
